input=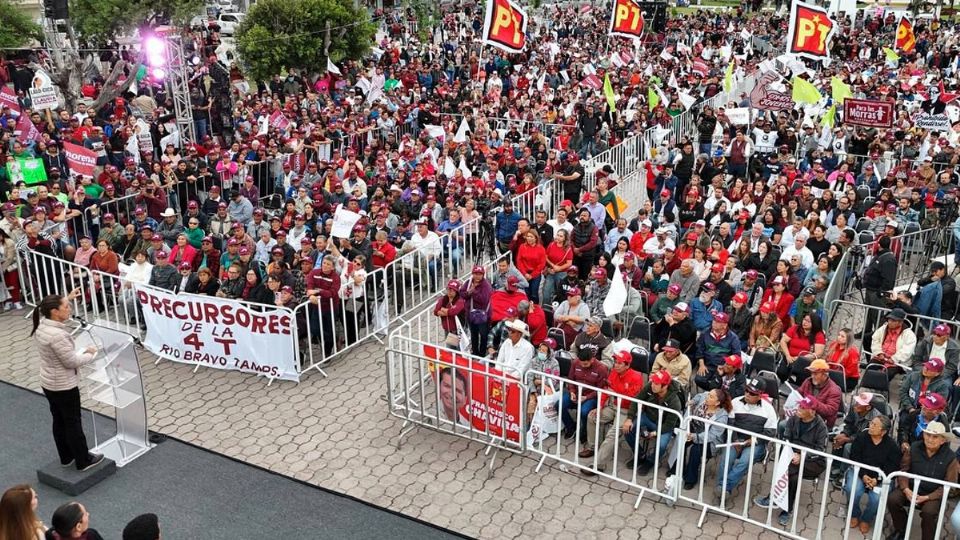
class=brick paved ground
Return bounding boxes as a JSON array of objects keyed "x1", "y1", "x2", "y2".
[{"x1": 0, "y1": 309, "x2": 876, "y2": 539}]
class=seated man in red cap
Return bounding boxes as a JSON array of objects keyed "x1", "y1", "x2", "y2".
[
  {"x1": 581, "y1": 369, "x2": 682, "y2": 477},
  {"x1": 754, "y1": 396, "x2": 828, "y2": 527},
  {"x1": 695, "y1": 354, "x2": 746, "y2": 398},
  {"x1": 898, "y1": 390, "x2": 951, "y2": 454},
  {"x1": 693, "y1": 311, "x2": 742, "y2": 379},
  {"x1": 796, "y1": 359, "x2": 843, "y2": 429},
  {"x1": 650, "y1": 283, "x2": 683, "y2": 323},
  {"x1": 489, "y1": 275, "x2": 528, "y2": 323}
]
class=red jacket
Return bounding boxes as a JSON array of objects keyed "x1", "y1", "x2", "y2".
[
  {"x1": 601, "y1": 368, "x2": 645, "y2": 408},
  {"x1": 307, "y1": 268, "x2": 341, "y2": 311},
  {"x1": 515, "y1": 242, "x2": 547, "y2": 279},
  {"x1": 569, "y1": 360, "x2": 609, "y2": 402},
  {"x1": 798, "y1": 377, "x2": 843, "y2": 428},
  {"x1": 433, "y1": 295, "x2": 465, "y2": 334},
  {"x1": 371, "y1": 240, "x2": 397, "y2": 269},
  {"x1": 523, "y1": 304, "x2": 547, "y2": 346},
  {"x1": 762, "y1": 290, "x2": 795, "y2": 328},
  {"x1": 490, "y1": 290, "x2": 528, "y2": 323}
]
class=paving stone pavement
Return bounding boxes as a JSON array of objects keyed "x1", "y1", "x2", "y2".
[{"x1": 0, "y1": 309, "x2": 838, "y2": 539}]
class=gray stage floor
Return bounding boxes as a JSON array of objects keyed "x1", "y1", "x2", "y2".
[{"x1": 0, "y1": 381, "x2": 467, "y2": 540}]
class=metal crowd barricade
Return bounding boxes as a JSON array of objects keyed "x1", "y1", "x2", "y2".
[
  {"x1": 18, "y1": 248, "x2": 99, "y2": 319},
  {"x1": 875, "y1": 471, "x2": 960, "y2": 540},
  {"x1": 676, "y1": 415, "x2": 886, "y2": 540},
  {"x1": 385, "y1": 333, "x2": 526, "y2": 475},
  {"x1": 294, "y1": 266, "x2": 390, "y2": 377},
  {"x1": 829, "y1": 298, "x2": 960, "y2": 348},
  {"x1": 16, "y1": 247, "x2": 303, "y2": 383},
  {"x1": 383, "y1": 216, "x2": 480, "y2": 321},
  {"x1": 524, "y1": 370, "x2": 685, "y2": 509}
]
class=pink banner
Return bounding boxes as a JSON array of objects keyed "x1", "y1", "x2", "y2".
[
  {"x1": 63, "y1": 141, "x2": 98, "y2": 178},
  {"x1": 0, "y1": 87, "x2": 19, "y2": 115},
  {"x1": 580, "y1": 74, "x2": 603, "y2": 90},
  {"x1": 269, "y1": 110, "x2": 290, "y2": 130},
  {"x1": 15, "y1": 114, "x2": 40, "y2": 143}
]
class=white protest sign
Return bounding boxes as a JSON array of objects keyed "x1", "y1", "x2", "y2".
[
  {"x1": 28, "y1": 69, "x2": 59, "y2": 110},
  {"x1": 603, "y1": 267, "x2": 627, "y2": 317},
  {"x1": 135, "y1": 285, "x2": 299, "y2": 382},
  {"x1": 914, "y1": 113, "x2": 952, "y2": 130},
  {"x1": 725, "y1": 107, "x2": 751, "y2": 125},
  {"x1": 135, "y1": 119, "x2": 154, "y2": 153},
  {"x1": 331, "y1": 206, "x2": 362, "y2": 238},
  {"x1": 770, "y1": 445, "x2": 796, "y2": 512}
]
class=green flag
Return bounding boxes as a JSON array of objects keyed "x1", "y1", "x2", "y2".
[
  {"x1": 883, "y1": 47, "x2": 900, "y2": 62},
  {"x1": 648, "y1": 86, "x2": 660, "y2": 109},
  {"x1": 6, "y1": 158, "x2": 47, "y2": 186},
  {"x1": 135, "y1": 65, "x2": 147, "y2": 82},
  {"x1": 384, "y1": 78, "x2": 400, "y2": 91},
  {"x1": 603, "y1": 74, "x2": 617, "y2": 113},
  {"x1": 830, "y1": 76, "x2": 852, "y2": 104},
  {"x1": 791, "y1": 77, "x2": 821, "y2": 104},
  {"x1": 822, "y1": 104, "x2": 836, "y2": 128},
  {"x1": 724, "y1": 61, "x2": 734, "y2": 94}
]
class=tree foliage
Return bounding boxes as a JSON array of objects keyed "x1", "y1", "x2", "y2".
[
  {"x1": 236, "y1": 0, "x2": 375, "y2": 82},
  {"x1": 0, "y1": 0, "x2": 43, "y2": 48},
  {"x1": 70, "y1": 0, "x2": 204, "y2": 44}
]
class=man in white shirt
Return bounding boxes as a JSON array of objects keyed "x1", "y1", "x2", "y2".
[
  {"x1": 779, "y1": 235, "x2": 815, "y2": 269},
  {"x1": 405, "y1": 218, "x2": 442, "y2": 284},
  {"x1": 779, "y1": 216, "x2": 807, "y2": 248},
  {"x1": 495, "y1": 320, "x2": 535, "y2": 380},
  {"x1": 547, "y1": 207, "x2": 575, "y2": 236},
  {"x1": 643, "y1": 227, "x2": 676, "y2": 257}
]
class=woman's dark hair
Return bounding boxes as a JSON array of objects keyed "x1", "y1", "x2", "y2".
[
  {"x1": 31, "y1": 294, "x2": 64, "y2": 336},
  {"x1": 714, "y1": 388, "x2": 733, "y2": 412},
  {"x1": 805, "y1": 313, "x2": 823, "y2": 344},
  {"x1": 50, "y1": 502, "x2": 84, "y2": 536}
]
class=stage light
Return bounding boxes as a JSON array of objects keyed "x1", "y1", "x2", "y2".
[
  {"x1": 151, "y1": 68, "x2": 167, "y2": 80},
  {"x1": 143, "y1": 36, "x2": 167, "y2": 67}
]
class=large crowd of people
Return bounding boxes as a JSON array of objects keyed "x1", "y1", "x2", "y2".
[{"x1": 3, "y1": 0, "x2": 960, "y2": 538}]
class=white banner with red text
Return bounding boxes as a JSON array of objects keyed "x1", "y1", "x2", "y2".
[{"x1": 135, "y1": 285, "x2": 300, "y2": 382}]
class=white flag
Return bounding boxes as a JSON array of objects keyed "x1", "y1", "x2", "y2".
[
  {"x1": 770, "y1": 445, "x2": 796, "y2": 512},
  {"x1": 327, "y1": 59, "x2": 342, "y2": 76},
  {"x1": 536, "y1": 72, "x2": 546, "y2": 91},
  {"x1": 678, "y1": 91, "x2": 696, "y2": 110},
  {"x1": 643, "y1": 64, "x2": 654, "y2": 77},
  {"x1": 458, "y1": 157, "x2": 472, "y2": 179},
  {"x1": 453, "y1": 118, "x2": 470, "y2": 143},
  {"x1": 668, "y1": 72, "x2": 679, "y2": 90},
  {"x1": 443, "y1": 157, "x2": 457, "y2": 178},
  {"x1": 424, "y1": 124, "x2": 445, "y2": 141},
  {"x1": 583, "y1": 63, "x2": 597, "y2": 76},
  {"x1": 125, "y1": 133, "x2": 140, "y2": 163},
  {"x1": 603, "y1": 267, "x2": 628, "y2": 317},
  {"x1": 355, "y1": 77, "x2": 372, "y2": 93},
  {"x1": 660, "y1": 49, "x2": 674, "y2": 62},
  {"x1": 610, "y1": 52, "x2": 625, "y2": 68}
]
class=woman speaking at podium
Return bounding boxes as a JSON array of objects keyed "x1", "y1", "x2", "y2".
[{"x1": 31, "y1": 289, "x2": 105, "y2": 472}]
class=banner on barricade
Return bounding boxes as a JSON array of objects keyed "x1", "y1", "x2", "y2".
[
  {"x1": 608, "y1": 0, "x2": 645, "y2": 39},
  {"x1": 424, "y1": 345, "x2": 523, "y2": 442},
  {"x1": 751, "y1": 72, "x2": 796, "y2": 111},
  {"x1": 770, "y1": 445, "x2": 796, "y2": 511},
  {"x1": 843, "y1": 98, "x2": 894, "y2": 128},
  {"x1": 914, "y1": 112, "x2": 952, "y2": 130},
  {"x1": 482, "y1": 0, "x2": 528, "y2": 54},
  {"x1": 786, "y1": 1, "x2": 835, "y2": 60},
  {"x1": 63, "y1": 142, "x2": 98, "y2": 178},
  {"x1": 136, "y1": 285, "x2": 300, "y2": 382}
]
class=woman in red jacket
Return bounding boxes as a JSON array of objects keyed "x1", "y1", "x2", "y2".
[
  {"x1": 761, "y1": 275, "x2": 795, "y2": 328},
  {"x1": 516, "y1": 229, "x2": 547, "y2": 304},
  {"x1": 434, "y1": 279, "x2": 466, "y2": 340}
]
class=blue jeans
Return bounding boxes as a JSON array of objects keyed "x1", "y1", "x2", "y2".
[
  {"x1": 194, "y1": 117, "x2": 209, "y2": 141},
  {"x1": 843, "y1": 468, "x2": 881, "y2": 524},
  {"x1": 951, "y1": 501, "x2": 960, "y2": 540},
  {"x1": 636, "y1": 414, "x2": 675, "y2": 465},
  {"x1": 561, "y1": 395, "x2": 597, "y2": 440},
  {"x1": 527, "y1": 275, "x2": 542, "y2": 304},
  {"x1": 541, "y1": 272, "x2": 563, "y2": 305},
  {"x1": 699, "y1": 143, "x2": 713, "y2": 155},
  {"x1": 718, "y1": 443, "x2": 767, "y2": 492}
]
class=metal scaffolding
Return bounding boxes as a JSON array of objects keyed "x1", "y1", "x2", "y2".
[{"x1": 157, "y1": 29, "x2": 197, "y2": 144}]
